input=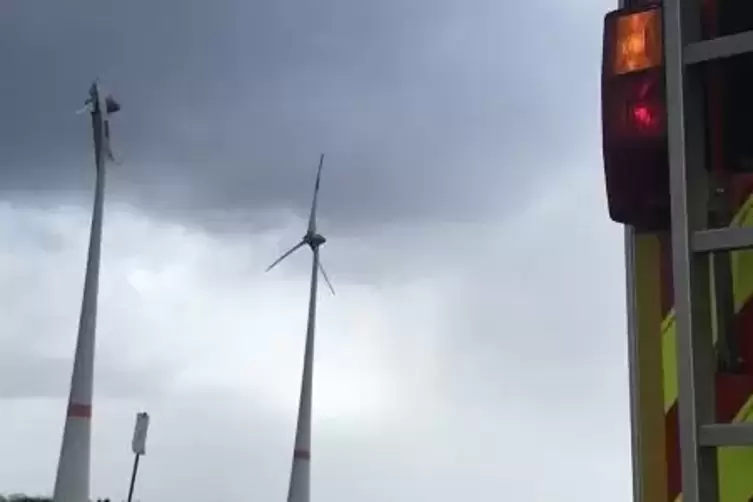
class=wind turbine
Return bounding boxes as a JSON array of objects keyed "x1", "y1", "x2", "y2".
[
  {"x1": 53, "y1": 80, "x2": 120, "y2": 502},
  {"x1": 266, "y1": 154, "x2": 335, "y2": 502}
]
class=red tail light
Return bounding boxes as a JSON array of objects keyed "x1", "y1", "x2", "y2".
[{"x1": 602, "y1": 4, "x2": 669, "y2": 231}]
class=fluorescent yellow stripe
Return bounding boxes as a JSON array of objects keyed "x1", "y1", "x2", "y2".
[
  {"x1": 733, "y1": 394, "x2": 753, "y2": 422},
  {"x1": 663, "y1": 193, "x2": 753, "y2": 502},
  {"x1": 662, "y1": 315, "x2": 677, "y2": 413},
  {"x1": 718, "y1": 395, "x2": 753, "y2": 502},
  {"x1": 662, "y1": 262, "x2": 719, "y2": 413},
  {"x1": 670, "y1": 398, "x2": 753, "y2": 502},
  {"x1": 662, "y1": 192, "x2": 753, "y2": 413},
  {"x1": 632, "y1": 233, "x2": 668, "y2": 502},
  {"x1": 731, "y1": 192, "x2": 753, "y2": 227},
  {"x1": 661, "y1": 308, "x2": 675, "y2": 334},
  {"x1": 731, "y1": 194, "x2": 753, "y2": 310}
]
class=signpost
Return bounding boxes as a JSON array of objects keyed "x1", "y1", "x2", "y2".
[{"x1": 127, "y1": 412, "x2": 150, "y2": 502}]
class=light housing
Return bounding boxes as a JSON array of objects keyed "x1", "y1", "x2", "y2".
[{"x1": 601, "y1": 3, "x2": 669, "y2": 231}]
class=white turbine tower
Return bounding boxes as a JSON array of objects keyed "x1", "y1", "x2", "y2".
[
  {"x1": 53, "y1": 80, "x2": 120, "y2": 502},
  {"x1": 266, "y1": 154, "x2": 335, "y2": 502}
]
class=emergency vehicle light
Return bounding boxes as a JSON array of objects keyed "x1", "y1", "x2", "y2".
[
  {"x1": 610, "y1": 8, "x2": 663, "y2": 75},
  {"x1": 601, "y1": 3, "x2": 670, "y2": 231}
]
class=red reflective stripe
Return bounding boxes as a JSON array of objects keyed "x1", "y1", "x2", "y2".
[
  {"x1": 665, "y1": 377, "x2": 753, "y2": 501},
  {"x1": 68, "y1": 403, "x2": 92, "y2": 419},
  {"x1": 666, "y1": 375, "x2": 753, "y2": 501},
  {"x1": 665, "y1": 404, "x2": 680, "y2": 501},
  {"x1": 662, "y1": 180, "x2": 753, "y2": 502},
  {"x1": 294, "y1": 449, "x2": 310, "y2": 460},
  {"x1": 659, "y1": 234, "x2": 673, "y2": 317}
]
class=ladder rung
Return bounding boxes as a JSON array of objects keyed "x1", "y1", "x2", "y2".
[
  {"x1": 699, "y1": 423, "x2": 753, "y2": 447},
  {"x1": 685, "y1": 30, "x2": 753, "y2": 65},
  {"x1": 693, "y1": 227, "x2": 753, "y2": 253}
]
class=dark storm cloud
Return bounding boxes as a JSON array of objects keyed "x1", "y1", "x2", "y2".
[{"x1": 0, "y1": 0, "x2": 609, "y2": 231}]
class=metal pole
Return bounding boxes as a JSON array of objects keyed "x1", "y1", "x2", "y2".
[
  {"x1": 127, "y1": 453, "x2": 141, "y2": 502},
  {"x1": 287, "y1": 244, "x2": 320, "y2": 502},
  {"x1": 663, "y1": 0, "x2": 719, "y2": 500},
  {"x1": 53, "y1": 83, "x2": 111, "y2": 502},
  {"x1": 709, "y1": 177, "x2": 740, "y2": 371},
  {"x1": 624, "y1": 226, "x2": 643, "y2": 502}
]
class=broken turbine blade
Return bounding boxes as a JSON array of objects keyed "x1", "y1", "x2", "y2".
[
  {"x1": 105, "y1": 95, "x2": 121, "y2": 114},
  {"x1": 75, "y1": 103, "x2": 93, "y2": 115},
  {"x1": 318, "y1": 260, "x2": 335, "y2": 296},
  {"x1": 265, "y1": 240, "x2": 306, "y2": 272},
  {"x1": 307, "y1": 154, "x2": 325, "y2": 234}
]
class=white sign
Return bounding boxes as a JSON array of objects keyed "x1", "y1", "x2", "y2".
[{"x1": 131, "y1": 412, "x2": 150, "y2": 455}]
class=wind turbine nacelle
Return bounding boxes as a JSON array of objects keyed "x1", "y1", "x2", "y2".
[
  {"x1": 87, "y1": 81, "x2": 120, "y2": 115},
  {"x1": 306, "y1": 233, "x2": 326, "y2": 247}
]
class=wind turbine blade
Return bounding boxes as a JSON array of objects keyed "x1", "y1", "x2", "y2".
[
  {"x1": 105, "y1": 95, "x2": 121, "y2": 114},
  {"x1": 75, "y1": 104, "x2": 93, "y2": 115},
  {"x1": 266, "y1": 240, "x2": 306, "y2": 272},
  {"x1": 103, "y1": 121, "x2": 122, "y2": 164},
  {"x1": 307, "y1": 154, "x2": 325, "y2": 233},
  {"x1": 318, "y1": 260, "x2": 335, "y2": 296},
  {"x1": 107, "y1": 148, "x2": 122, "y2": 165}
]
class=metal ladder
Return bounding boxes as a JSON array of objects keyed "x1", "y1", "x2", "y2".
[{"x1": 664, "y1": 0, "x2": 753, "y2": 500}]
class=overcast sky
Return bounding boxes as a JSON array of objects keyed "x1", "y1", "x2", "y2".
[{"x1": 0, "y1": 0, "x2": 631, "y2": 501}]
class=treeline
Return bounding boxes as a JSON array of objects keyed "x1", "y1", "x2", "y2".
[
  {"x1": 0, "y1": 495, "x2": 51, "y2": 502},
  {"x1": 1, "y1": 496, "x2": 114, "y2": 502}
]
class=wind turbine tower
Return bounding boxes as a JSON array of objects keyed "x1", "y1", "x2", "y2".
[
  {"x1": 53, "y1": 81, "x2": 120, "y2": 502},
  {"x1": 266, "y1": 154, "x2": 335, "y2": 502}
]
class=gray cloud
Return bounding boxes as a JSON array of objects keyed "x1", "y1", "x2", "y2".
[
  {"x1": 0, "y1": 348, "x2": 169, "y2": 400},
  {"x1": 0, "y1": 204, "x2": 178, "y2": 400},
  {"x1": 0, "y1": 165, "x2": 631, "y2": 501},
  {"x1": 0, "y1": 389, "x2": 633, "y2": 501},
  {"x1": 0, "y1": 0, "x2": 633, "y2": 500},
  {"x1": 1, "y1": 0, "x2": 611, "y2": 233}
]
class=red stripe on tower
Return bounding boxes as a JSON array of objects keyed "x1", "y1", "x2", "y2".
[{"x1": 67, "y1": 403, "x2": 92, "y2": 419}]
